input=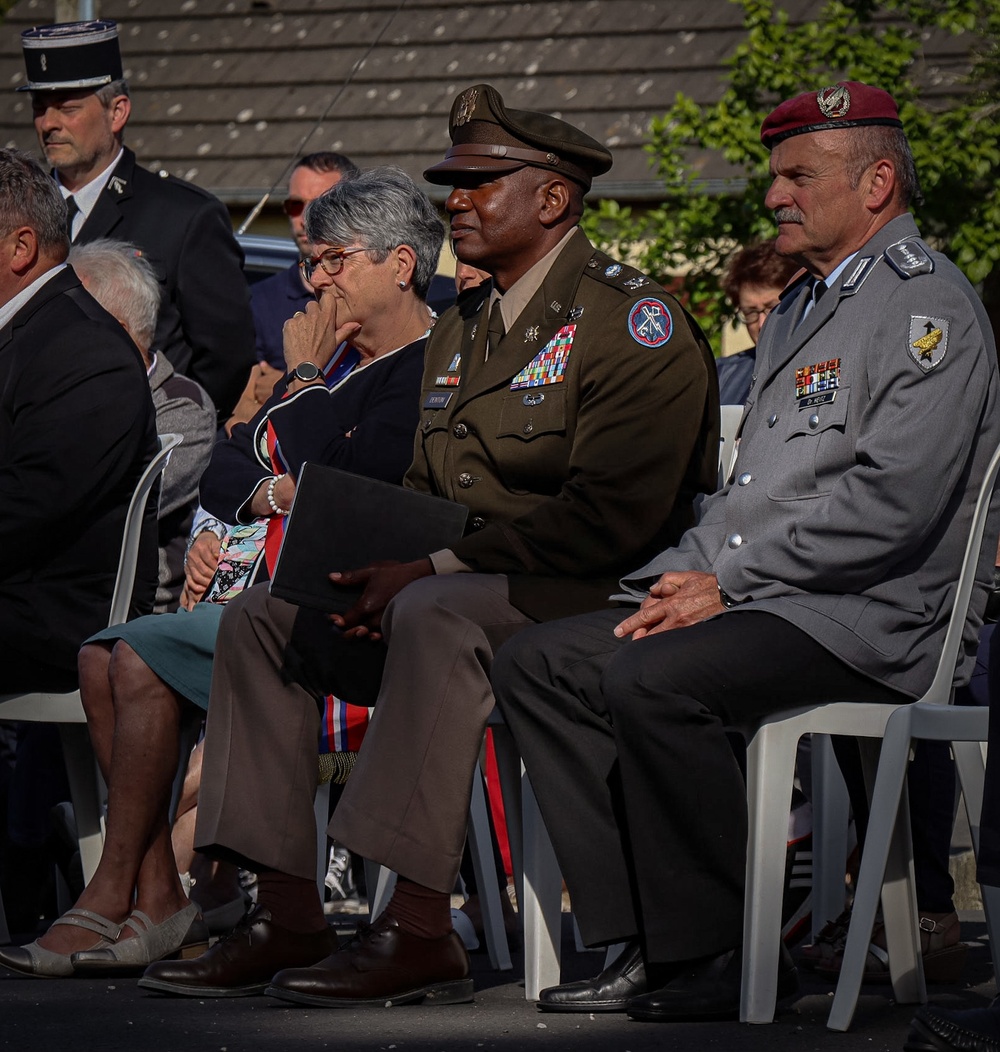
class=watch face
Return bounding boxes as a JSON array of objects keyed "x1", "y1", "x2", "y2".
[{"x1": 294, "y1": 363, "x2": 320, "y2": 382}]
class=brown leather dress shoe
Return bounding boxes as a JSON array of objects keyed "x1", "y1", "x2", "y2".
[
  {"x1": 266, "y1": 912, "x2": 474, "y2": 1008},
  {"x1": 138, "y1": 905, "x2": 336, "y2": 998}
]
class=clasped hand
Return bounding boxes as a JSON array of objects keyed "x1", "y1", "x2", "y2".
[
  {"x1": 283, "y1": 291, "x2": 361, "y2": 374},
  {"x1": 614, "y1": 570, "x2": 725, "y2": 640},
  {"x1": 327, "y1": 558, "x2": 434, "y2": 641}
]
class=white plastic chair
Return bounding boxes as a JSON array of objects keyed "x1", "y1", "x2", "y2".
[
  {"x1": 0, "y1": 434, "x2": 181, "y2": 943},
  {"x1": 718, "y1": 403, "x2": 745, "y2": 486},
  {"x1": 740, "y1": 438, "x2": 1000, "y2": 1027}
]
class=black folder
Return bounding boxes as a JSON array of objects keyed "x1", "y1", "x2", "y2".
[{"x1": 268, "y1": 463, "x2": 469, "y2": 613}]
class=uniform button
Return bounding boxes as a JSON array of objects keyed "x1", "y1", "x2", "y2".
[
  {"x1": 727, "y1": 533, "x2": 743, "y2": 549},
  {"x1": 737, "y1": 472, "x2": 752, "y2": 486},
  {"x1": 458, "y1": 472, "x2": 475, "y2": 489},
  {"x1": 452, "y1": 423, "x2": 469, "y2": 439},
  {"x1": 808, "y1": 413, "x2": 820, "y2": 429},
  {"x1": 471, "y1": 516, "x2": 486, "y2": 530},
  {"x1": 767, "y1": 413, "x2": 778, "y2": 427},
  {"x1": 523, "y1": 422, "x2": 534, "y2": 435}
]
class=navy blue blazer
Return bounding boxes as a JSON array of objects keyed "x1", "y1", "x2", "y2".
[{"x1": 200, "y1": 337, "x2": 427, "y2": 524}]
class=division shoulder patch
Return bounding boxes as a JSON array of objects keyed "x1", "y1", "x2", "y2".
[
  {"x1": 628, "y1": 298, "x2": 673, "y2": 348},
  {"x1": 907, "y1": 316, "x2": 949, "y2": 372}
]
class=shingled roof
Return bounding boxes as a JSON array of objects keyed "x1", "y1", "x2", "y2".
[{"x1": 0, "y1": 0, "x2": 980, "y2": 213}]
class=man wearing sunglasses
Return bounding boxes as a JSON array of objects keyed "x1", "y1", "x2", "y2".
[{"x1": 250, "y1": 152, "x2": 359, "y2": 376}]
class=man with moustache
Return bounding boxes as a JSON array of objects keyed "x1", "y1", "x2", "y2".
[
  {"x1": 492, "y1": 82, "x2": 1000, "y2": 1023},
  {"x1": 141, "y1": 83, "x2": 719, "y2": 1004}
]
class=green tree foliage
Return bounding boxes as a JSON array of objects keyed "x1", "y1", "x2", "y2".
[{"x1": 581, "y1": 0, "x2": 1000, "y2": 345}]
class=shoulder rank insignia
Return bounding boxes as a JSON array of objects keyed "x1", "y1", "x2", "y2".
[
  {"x1": 908, "y1": 316, "x2": 949, "y2": 372},
  {"x1": 839, "y1": 256, "x2": 877, "y2": 296},
  {"x1": 628, "y1": 298, "x2": 673, "y2": 348},
  {"x1": 886, "y1": 241, "x2": 935, "y2": 279}
]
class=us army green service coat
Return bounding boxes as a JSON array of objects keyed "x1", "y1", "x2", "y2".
[{"x1": 405, "y1": 228, "x2": 719, "y2": 623}]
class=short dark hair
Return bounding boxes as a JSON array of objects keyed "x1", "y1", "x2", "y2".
[
  {"x1": 295, "y1": 152, "x2": 360, "y2": 180},
  {"x1": 721, "y1": 240, "x2": 800, "y2": 307},
  {"x1": 0, "y1": 147, "x2": 68, "y2": 256}
]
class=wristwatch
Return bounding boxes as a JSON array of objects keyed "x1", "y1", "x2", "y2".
[{"x1": 285, "y1": 361, "x2": 321, "y2": 384}]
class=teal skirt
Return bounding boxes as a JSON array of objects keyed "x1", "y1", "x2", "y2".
[{"x1": 86, "y1": 602, "x2": 225, "y2": 710}]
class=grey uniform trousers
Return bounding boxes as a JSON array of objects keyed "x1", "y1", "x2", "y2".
[{"x1": 195, "y1": 575, "x2": 532, "y2": 890}]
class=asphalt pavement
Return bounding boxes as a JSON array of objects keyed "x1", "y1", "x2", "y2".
[{"x1": 0, "y1": 911, "x2": 995, "y2": 1052}]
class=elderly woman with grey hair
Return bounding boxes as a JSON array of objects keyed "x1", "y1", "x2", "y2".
[
  {"x1": 69, "y1": 239, "x2": 217, "y2": 612},
  {"x1": 0, "y1": 168, "x2": 445, "y2": 978}
]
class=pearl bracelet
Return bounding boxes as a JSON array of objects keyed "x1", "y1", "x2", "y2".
[{"x1": 267, "y1": 474, "x2": 289, "y2": 516}]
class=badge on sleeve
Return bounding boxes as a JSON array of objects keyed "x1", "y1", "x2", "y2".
[
  {"x1": 908, "y1": 316, "x2": 949, "y2": 372},
  {"x1": 628, "y1": 298, "x2": 673, "y2": 348}
]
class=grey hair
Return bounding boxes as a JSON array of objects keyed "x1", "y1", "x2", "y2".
[
  {"x1": 69, "y1": 238, "x2": 160, "y2": 354},
  {"x1": 0, "y1": 147, "x2": 68, "y2": 255},
  {"x1": 305, "y1": 166, "x2": 445, "y2": 300},
  {"x1": 843, "y1": 125, "x2": 921, "y2": 207},
  {"x1": 94, "y1": 78, "x2": 130, "y2": 106}
]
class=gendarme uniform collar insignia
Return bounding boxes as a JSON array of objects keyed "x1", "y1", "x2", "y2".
[{"x1": 908, "y1": 317, "x2": 949, "y2": 372}]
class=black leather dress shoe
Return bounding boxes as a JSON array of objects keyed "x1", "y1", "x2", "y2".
[
  {"x1": 138, "y1": 905, "x2": 336, "y2": 997},
  {"x1": 905, "y1": 1003, "x2": 1000, "y2": 1052},
  {"x1": 537, "y1": 940, "x2": 647, "y2": 1013},
  {"x1": 266, "y1": 913, "x2": 473, "y2": 1008},
  {"x1": 626, "y1": 944, "x2": 798, "y2": 1023}
]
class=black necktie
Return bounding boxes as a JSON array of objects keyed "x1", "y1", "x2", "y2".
[{"x1": 65, "y1": 196, "x2": 79, "y2": 242}]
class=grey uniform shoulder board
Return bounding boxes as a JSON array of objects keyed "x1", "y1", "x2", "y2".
[{"x1": 885, "y1": 240, "x2": 935, "y2": 279}]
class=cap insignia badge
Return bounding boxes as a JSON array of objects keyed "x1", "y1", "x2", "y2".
[
  {"x1": 817, "y1": 85, "x2": 851, "y2": 119},
  {"x1": 454, "y1": 89, "x2": 479, "y2": 127},
  {"x1": 40, "y1": 53, "x2": 47, "y2": 72}
]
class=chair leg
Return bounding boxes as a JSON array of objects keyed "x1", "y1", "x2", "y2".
[
  {"x1": 811, "y1": 733, "x2": 851, "y2": 936},
  {"x1": 522, "y1": 766, "x2": 562, "y2": 1000},
  {"x1": 57, "y1": 723, "x2": 104, "y2": 886},
  {"x1": 827, "y1": 722, "x2": 919, "y2": 1031},
  {"x1": 741, "y1": 720, "x2": 799, "y2": 1023},
  {"x1": 468, "y1": 762, "x2": 513, "y2": 971},
  {"x1": 314, "y1": 780, "x2": 331, "y2": 891}
]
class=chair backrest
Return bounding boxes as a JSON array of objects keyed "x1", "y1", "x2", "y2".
[
  {"x1": 923, "y1": 438, "x2": 1000, "y2": 706},
  {"x1": 106, "y1": 433, "x2": 183, "y2": 627},
  {"x1": 718, "y1": 403, "x2": 744, "y2": 487}
]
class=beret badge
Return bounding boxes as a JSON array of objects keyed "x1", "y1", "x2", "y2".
[{"x1": 817, "y1": 84, "x2": 851, "y2": 119}]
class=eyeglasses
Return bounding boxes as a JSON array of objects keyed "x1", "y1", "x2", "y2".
[
  {"x1": 282, "y1": 198, "x2": 307, "y2": 218},
  {"x1": 299, "y1": 246, "x2": 367, "y2": 282},
  {"x1": 736, "y1": 302, "x2": 779, "y2": 326}
]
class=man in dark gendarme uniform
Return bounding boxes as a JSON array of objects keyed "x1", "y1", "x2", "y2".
[
  {"x1": 140, "y1": 83, "x2": 720, "y2": 1004},
  {"x1": 19, "y1": 19, "x2": 254, "y2": 418},
  {"x1": 491, "y1": 82, "x2": 1000, "y2": 1023}
]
